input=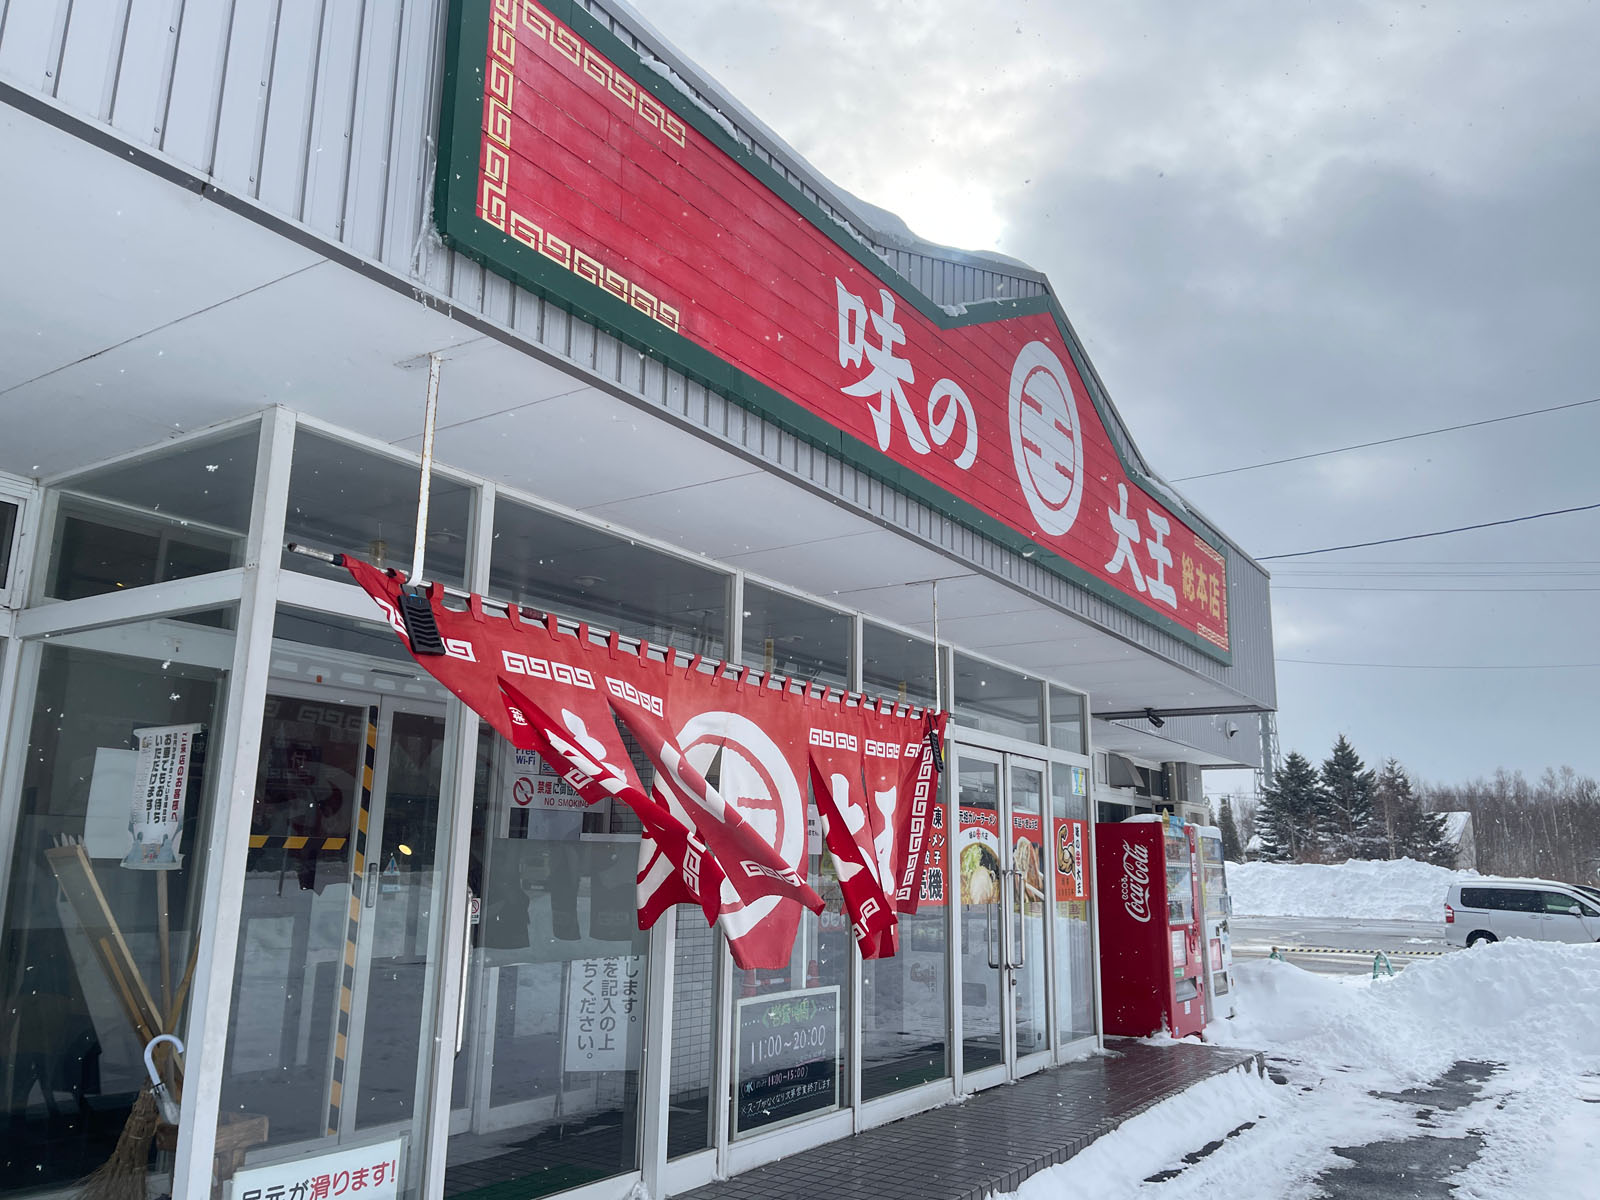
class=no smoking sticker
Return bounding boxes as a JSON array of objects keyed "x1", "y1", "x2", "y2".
[{"x1": 513, "y1": 777, "x2": 536, "y2": 807}]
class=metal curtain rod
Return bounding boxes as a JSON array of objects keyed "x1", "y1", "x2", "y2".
[{"x1": 283, "y1": 542, "x2": 937, "y2": 717}]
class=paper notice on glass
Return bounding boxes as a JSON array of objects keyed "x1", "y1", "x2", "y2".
[
  {"x1": 562, "y1": 954, "x2": 644, "y2": 1073},
  {"x1": 121, "y1": 724, "x2": 203, "y2": 870}
]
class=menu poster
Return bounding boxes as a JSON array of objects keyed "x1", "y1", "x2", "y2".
[
  {"x1": 1054, "y1": 819, "x2": 1088, "y2": 903},
  {"x1": 956, "y1": 807, "x2": 1002, "y2": 908}
]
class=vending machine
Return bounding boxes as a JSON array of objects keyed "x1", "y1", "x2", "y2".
[
  {"x1": 1095, "y1": 815, "x2": 1205, "y2": 1039},
  {"x1": 1193, "y1": 825, "x2": 1236, "y2": 1022}
]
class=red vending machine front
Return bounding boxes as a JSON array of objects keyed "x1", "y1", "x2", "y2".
[{"x1": 1095, "y1": 818, "x2": 1206, "y2": 1039}]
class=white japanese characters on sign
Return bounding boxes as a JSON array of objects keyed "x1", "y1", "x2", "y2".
[
  {"x1": 1104, "y1": 484, "x2": 1179, "y2": 610},
  {"x1": 836, "y1": 280, "x2": 977, "y2": 469},
  {"x1": 229, "y1": 1136, "x2": 403, "y2": 1200}
]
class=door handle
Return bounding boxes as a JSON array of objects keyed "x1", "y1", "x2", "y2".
[
  {"x1": 986, "y1": 897, "x2": 1001, "y2": 969},
  {"x1": 1009, "y1": 868, "x2": 1026, "y2": 968},
  {"x1": 364, "y1": 871, "x2": 379, "y2": 909}
]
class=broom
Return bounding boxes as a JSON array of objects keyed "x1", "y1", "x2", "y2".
[
  {"x1": 74, "y1": 952, "x2": 196, "y2": 1200},
  {"x1": 74, "y1": 1084, "x2": 162, "y2": 1200}
]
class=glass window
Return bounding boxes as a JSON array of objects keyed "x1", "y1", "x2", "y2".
[
  {"x1": 861, "y1": 623, "x2": 938, "y2": 708},
  {"x1": 667, "y1": 908, "x2": 719, "y2": 1158},
  {"x1": 861, "y1": 764, "x2": 949, "y2": 1101},
  {"x1": 1098, "y1": 800, "x2": 1132, "y2": 824},
  {"x1": 0, "y1": 499, "x2": 17, "y2": 591},
  {"x1": 730, "y1": 794, "x2": 851, "y2": 1139},
  {"x1": 0, "y1": 611, "x2": 235, "y2": 1198},
  {"x1": 1542, "y1": 891, "x2": 1585, "y2": 915},
  {"x1": 741, "y1": 584, "x2": 850, "y2": 692},
  {"x1": 46, "y1": 426, "x2": 259, "y2": 600},
  {"x1": 1494, "y1": 888, "x2": 1540, "y2": 913},
  {"x1": 282, "y1": 429, "x2": 473, "y2": 590},
  {"x1": 1050, "y1": 764, "x2": 1095, "y2": 1045},
  {"x1": 1049, "y1": 687, "x2": 1086, "y2": 755},
  {"x1": 489, "y1": 498, "x2": 728, "y2": 658},
  {"x1": 215, "y1": 608, "x2": 457, "y2": 1198},
  {"x1": 445, "y1": 694, "x2": 653, "y2": 1197},
  {"x1": 952, "y1": 655, "x2": 1042, "y2": 743}
]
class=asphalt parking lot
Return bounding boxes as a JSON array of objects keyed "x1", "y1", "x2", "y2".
[{"x1": 1230, "y1": 916, "x2": 1458, "y2": 976}]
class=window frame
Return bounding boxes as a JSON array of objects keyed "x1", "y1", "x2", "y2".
[{"x1": 0, "y1": 473, "x2": 38, "y2": 613}]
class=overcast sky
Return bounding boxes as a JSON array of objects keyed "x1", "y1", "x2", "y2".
[{"x1": 633, "y1": 0, "x2": 1600, "y2": 787}]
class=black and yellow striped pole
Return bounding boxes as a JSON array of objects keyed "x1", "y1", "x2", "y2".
[{"x1": 327, "y1": 705, "x2": 379, "y2": 1136}]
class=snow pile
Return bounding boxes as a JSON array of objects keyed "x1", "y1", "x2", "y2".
[
  {"x1": 1227, "y1": 856, "x2": 1477, "y2": 921},
  {"x1": 1216, "y1": 939, "x2": 1600, "y2": 1083},
  {"x1": 1011, "y1": 941, "x2": 1600, "y2": 1199}
]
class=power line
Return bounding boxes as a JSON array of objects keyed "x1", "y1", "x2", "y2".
[
  {"x1": 1273, "y1": 585, "x2": 1600, "y2": 593},
  {"x1": 1258, "y1": 501, "x2": 1600, "y2": 560},
  {"x1": 1275, "y1": 569, "x2": 1600, "y2": 579},
  {"x1": 1280, "y1": 560, "x2": 1600, "y2": 569},
  {"x1": 1278, "y1": 657, "x2": 1600, "y2": 670},
  {"x1": 1170, "y1": 396, "x2": 1600, "y2": 483}
]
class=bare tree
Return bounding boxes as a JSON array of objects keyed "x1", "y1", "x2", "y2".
[{"x1": 1421, "y1": 768, "x2": 1600, "y2": 882}]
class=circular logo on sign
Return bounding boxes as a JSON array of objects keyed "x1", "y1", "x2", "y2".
[
  {"x1": 512, "y1": 777, "x2": 536, "y2": 807},
  {"x1": 1008, "y1": 342, "x2": 1085, "y2": 537},
  {"x1": 676, "y1": 711, "x2": 804, "y2": 932}
]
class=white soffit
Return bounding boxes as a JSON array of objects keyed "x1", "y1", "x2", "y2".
[
  {"x1": 0, "y1": 100, "x2": 1253, "y2": 735},
  {"x1": 1092, "y1": 720, "x2": 1241, "y2": 769}
]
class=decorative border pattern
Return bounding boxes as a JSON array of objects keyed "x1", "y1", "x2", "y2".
[
  {"x1": 480, "y1": 1, "x2": 682, "y2": 333},
  {"x1": 434, "y1": 0, "x2": 1237, "y2": 665}
]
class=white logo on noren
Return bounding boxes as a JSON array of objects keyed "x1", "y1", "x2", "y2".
[{"x1": 1008, "y1": 342, "x2": 1084, "y2": 537}]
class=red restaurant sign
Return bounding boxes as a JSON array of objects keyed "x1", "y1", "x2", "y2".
[{"x1": 436, "y1": 0, "x2": 1229, "y2": 655}]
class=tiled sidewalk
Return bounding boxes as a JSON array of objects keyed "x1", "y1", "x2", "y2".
[{"x1": 678, "y1": 1041, "x2": 1264, "y2": 1200}]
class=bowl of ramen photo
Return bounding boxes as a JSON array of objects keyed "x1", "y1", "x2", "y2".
[{"x1": 959, "y1": 842, "x2": 1001, "y2": 906}]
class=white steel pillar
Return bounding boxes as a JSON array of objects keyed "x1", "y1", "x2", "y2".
[{"x1": 171, "y1": 407, "x2": 297, "y2": 1198}]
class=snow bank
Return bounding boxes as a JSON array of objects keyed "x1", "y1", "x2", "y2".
[
  {"x1": 1227, "y1": 857, "x2": 1477, "y2": 921},
  {"x1": 1012, "y1": 940, "x2": 1600, "y2": 1199},
  {"x1": 1213, "y1": 939, "x2": 1600, "y2": 1084}
]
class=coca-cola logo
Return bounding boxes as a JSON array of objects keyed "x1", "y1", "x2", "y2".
[{"x1": 1121, "y1": 842, "x2": 1153, "y2": 924}]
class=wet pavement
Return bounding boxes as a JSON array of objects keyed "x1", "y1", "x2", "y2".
[
  {"x1": 676, "y1": 1041, "x2": 1263, "y2": 1200},
  {"x1": 1314, "y1": 1061, "x2": 1501, "y2": 1199}
]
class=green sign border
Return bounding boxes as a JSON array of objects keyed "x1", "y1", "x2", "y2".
[{"x1": 434, "y1": 0, "x2": 1232, "y2": 664}]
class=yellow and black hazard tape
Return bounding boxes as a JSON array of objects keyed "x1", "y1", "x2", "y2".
[
  {"x1": 326, "y1": 704, "x2": 378, "y2": 1137},
  {"x1": 1270, "y1": 945, "x2": 1449, "y2": 958},
  {"x1": 247, "y1": 834, "x2": 349, "y2": 851}
]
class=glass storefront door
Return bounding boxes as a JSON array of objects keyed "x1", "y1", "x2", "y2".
[
  {"x1": 443, "y1": 724, "x2": 651, "y2": 1199},
  {"x1": 956, "y1": 747, "x2": 1051, "y2": 1088},
  {"x1": 217, "y1": 681, "x2": 452, "y2": 1196}
]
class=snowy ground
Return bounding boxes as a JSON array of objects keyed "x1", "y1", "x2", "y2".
[
  {"x1": 1011, "y1": 940, "x2": 1600, "y2": 1199},
  {"x1": 1227, "y1": 857, "x2": 1478, "y2": 922}
]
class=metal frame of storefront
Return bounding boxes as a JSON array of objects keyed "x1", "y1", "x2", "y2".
[{"x1": 0, "y1": 408, "x2": 1128, "y2": 1199}]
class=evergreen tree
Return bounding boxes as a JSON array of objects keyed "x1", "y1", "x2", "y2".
[
  {"x1": 1378, "y1": 758, "x2": 1455, "y2": 866},
  {"x1": 1321, "y1": 735, "x2": 1380, "y2": 859},
  {"x1": 1257, "y1": 751, "x2": 1322, "y2": 862},
  {"x1": 1218, "y1": 796, "x2": 1244, "y2": 862}
]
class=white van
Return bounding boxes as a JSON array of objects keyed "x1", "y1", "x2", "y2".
[{"x1": 1445, "y1": 878, "x2": 1600, "y2": 947}]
